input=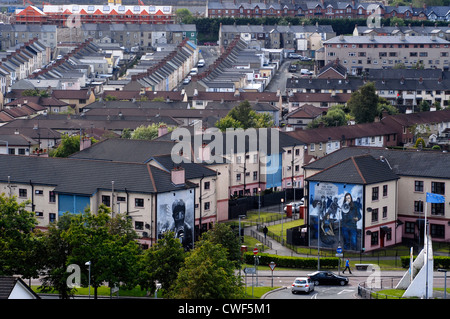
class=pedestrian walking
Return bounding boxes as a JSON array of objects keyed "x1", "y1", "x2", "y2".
[
  {"x1": 263, "y1": 225, "x2": 268, "y2": 240},
  {"x1": 343, "y1": 258, "x2": 352, "y2": 274}
]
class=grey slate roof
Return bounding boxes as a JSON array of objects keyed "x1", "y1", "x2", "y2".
[
  {"x1": 304, "y1": 147, "x2": 450, "y2": 179},
  {"x1": 306, "y1": 154, "x2": 399, "y2": 184},
  {"x1": 0, "y1": 154, "x2": 195, "y2": 196},
  {"x1": 69, "y1": 138, "x2": 178, "y2": 162}
]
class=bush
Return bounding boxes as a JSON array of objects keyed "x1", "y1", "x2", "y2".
[
  {"x1": 243, "y1": 252, "x2": 338, "y2": 269},
  {"x1": 400, "y1": 256, "x2": 450, "y2": 269}
]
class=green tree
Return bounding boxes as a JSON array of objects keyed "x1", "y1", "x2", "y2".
[
  {"x1": 0, "y1": 194, "x2": 41, "y2": 278},
  {"x1": 377, "y1": 97, "x2": 398, "y2": 119},
  {"x1": 348, "y1": 82, "x2": 380, "y2": 123},
  {"x1": 38, "y1": 213, "x2": 77, "y2": 299},
  {"x1": 307, "y1": 104, "x2": 348, "y2": 128},
  {"x1": 139, "y1": 231, "x2": 186, "y2": 296},
  {"x1": 121, "y1": 128, "x2": 132, "y2": 139},
  {"x1": 216, "y1": 100, "x2": 274, "y2": 131},
  {"x1": 50, "y1": 134, "x2": 97, "y2": 158},
  {"x1": 170, "y1": 240, "x2": 245, "y2": 299},
  {"x1": 176, "y1": 8, "x2": 194, "y2": 24},
  {"x1": 61, "y1": 205, "x2": 141, "y2": 299},
  {"x1": 131, "y1": 123, "x2": 174, "y2": 140},
  {"x1": 200, "y1": 223, "x2": 241, "y2": 267}
]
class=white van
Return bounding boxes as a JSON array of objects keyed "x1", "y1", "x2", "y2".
[
  {"x1": 189, "y1": 68, "x2": 198, "y2": 75},
  {"x1": 197, "y1": 59, "x2": 205, "y2": 67},
  {"x1": 300, "y1": 69, "x2": 313, "y2": 75}
]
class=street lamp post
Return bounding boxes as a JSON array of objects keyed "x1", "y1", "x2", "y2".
[
  {"x1": 280, "y1": 198, "x2": 284, "y2": 245},
  {"x1": 85, "y1": 261, "x2": 91, "y2": 299},
  {"x1": 258, "y1": 187, "x2": 261, "y2": 223}
]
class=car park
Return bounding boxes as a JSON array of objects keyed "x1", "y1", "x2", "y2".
[
  {"x1": 307, "y1": 271, "x2": 349, "y2": 286},
  {"x1": 291, "y1": 277, "x2": 314, "y2": 294}
]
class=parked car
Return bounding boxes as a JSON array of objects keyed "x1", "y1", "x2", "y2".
[
  {"x1": 189, "y1": 68, "x2": 198, "y2": 75},
  {"x1": 288, "y1": 63, "x2": 298, "y2": 72},
  {"x1": 182, "y1": 76, "x2": 191, "y2": 84},
  {"x1": 288, "y1": 53, "x2": 301, "y2": 59},
  {"x1": 284, "y1": 201, "x2": 302, "y2": 213},
  {"x1": 291, "y1": 277, "x2": 314, "y2": 294},
  {"x1": 284, "y1": 198, "x2": 305, "y2": 213},
  {"x1": 307, "y1": 271, "x2": 349, "y2": 286},
  {"x1": 197, "y1": 59, "x2": 205, "y2": 67},
  {"x1": 300, "y1": 69, "x2": 313, "y2": 75},
  {"x1": 300, "y1": 56, "x2": 312, "y2": 61}
]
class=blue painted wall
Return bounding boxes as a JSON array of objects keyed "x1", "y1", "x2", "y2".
[
  {"x1": 58, "y1": 194, "x2": 91, "y2": 216},
  {"x1": 265, "y1": 153, "x2": 282, "y2": 188}
]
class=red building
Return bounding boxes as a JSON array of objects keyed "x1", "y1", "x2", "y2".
[{"x1": 14, "y1": 3, "x2": 175, "y2": 25}]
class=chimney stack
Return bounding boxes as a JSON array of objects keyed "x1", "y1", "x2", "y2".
[{"x1": 171, "y1": 166, "x2": 185, "y2": 186}]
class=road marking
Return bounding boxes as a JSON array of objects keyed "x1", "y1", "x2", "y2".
[{"x1": 337, "y1": 289, "x2": 356, "y2": 295}]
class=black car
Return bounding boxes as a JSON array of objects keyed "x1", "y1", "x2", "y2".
[
  {"x1": 307, "y1": 271, "x2": 349, "y2": 286},
  {"x1": 288, "y1": 63, "x2": 298, "y2": 73}
]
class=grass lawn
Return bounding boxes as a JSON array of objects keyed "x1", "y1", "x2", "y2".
[{"x1": 267, "y1": 218, "x2": 304, "y2": 242}]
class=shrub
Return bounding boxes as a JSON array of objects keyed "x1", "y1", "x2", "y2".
[
  {"x1": 243, "y1": 252, "x2": 338, "y2": 269},
  {"x1": 400, "y1": 256, "x2": 450, "y2": 269}
]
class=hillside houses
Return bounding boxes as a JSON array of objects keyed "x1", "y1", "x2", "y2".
[
  {"x1": 0, "y1": 13, "x2": 449, "y2": 254},
  {"x1": 207, "y1": 0, "x2": 449, "y2": 22},
  {"x1": 219, "y1": 23, "x2": 336, "y2": 56}
]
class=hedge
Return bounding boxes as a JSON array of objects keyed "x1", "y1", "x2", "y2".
[
  {"x1": 400, "y1": 256, "x2": 450, "y2": 269},
  {"x1": 243, "y1": 252, "x2": 339, "y2": 269}
]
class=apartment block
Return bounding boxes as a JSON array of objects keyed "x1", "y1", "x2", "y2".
[{"x1": 321, "y1": 35, "x2": 450, "y2": 75}]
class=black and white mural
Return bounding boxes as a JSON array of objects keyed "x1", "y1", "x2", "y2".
[{"x1": 157, "y1": 189, "x2": 195, "y2": 250}]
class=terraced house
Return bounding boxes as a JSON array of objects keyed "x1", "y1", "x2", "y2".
[
  {"x1": 0, "y1": 153, "x2": 197, "y2": 249},
  {"x1": 303, "y1": 147, "x2": 450, "y2": 252}
]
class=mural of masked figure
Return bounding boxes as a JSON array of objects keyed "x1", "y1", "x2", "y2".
[
  {"x1": 341, "y1": 193, "x2": 361, "y2": 251},
  {"x1": 172, "y1": 199, "x2": 193, "y2": 250}
]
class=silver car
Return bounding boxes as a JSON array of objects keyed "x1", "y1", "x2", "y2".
[{"x1": 291, "y1": 277, "x2": 314, "y2": 294}]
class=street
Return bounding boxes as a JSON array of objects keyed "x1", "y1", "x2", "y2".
[{"x1": 241, "y1": 269, "x2": 449, "y2": 299}]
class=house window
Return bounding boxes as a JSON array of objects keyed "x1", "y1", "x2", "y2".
[
  {"x1": 19, "y1": 188, "x2": 27, "y2": 198},
  {"x1": 414, "y1": 200, "x2": 424, "y2": 213},
  {"x1": 204, "y1": 202, "x2": 210, "y2": 210},
  {"x1": 431, "y1": 224, "x2": 445, "y2": 238},
  {"x1": 236, "y1": 173, "x2": 241, "y2": 181},
  {"x1": 35, "y1": 189, "x2": 44, "y2": 195},
  {"x1": 371, "y1": 231, "x2": 379, "y2": 245},
  {"x1": 382, "y1": 206, "x2": 388, "y2": 219},
  {"x1": 253, "y1": 171, "x2": 258, "y2": 181},
  {"x1": 383, "y1": 185, "x2": 388, "y2": 197},
  {"x1": 431, "y1": 182, "x2": 445, "y2": 195},
  {"x1": 431, "y1": 203, "x2": 444, "y2": 216},
  {"x1": 414, "y1": 180, "x2": 424, "y2": 192},
  {"x1": 204, "y1": 181, "x2": 210, "y2": 190},
  {"x1": 49, "y1": 191, "x2": 56, "y2": 203},
  {"x1": 371, "y1": 208, "x2": 378, "y2": 222},
  {"x1": 372, "y1": 187, "x2": 379, "y2": 201},
  {"x1": 405, "y1": 221, "x2": 415, "y2": 234},
  {"x1": 102, "y1": 195, "x2": 111, "y2": 207},
  {"x1": 135, "y1": 221, "x2": 144, "y2": 230},
  {"x1": 49, "y1": 213, "x2": 56, "y2": 223},
  {"x1": 135, "y1": 198, "x2": 144, "y2": 207}
]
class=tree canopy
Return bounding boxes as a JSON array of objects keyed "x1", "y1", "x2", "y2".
[
  {"x1": 216, "y1": 100, "x2": 274, "y2": 131},
  {"x1": 347, "y1": 81, "x2": 380, "y2": 124}
]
